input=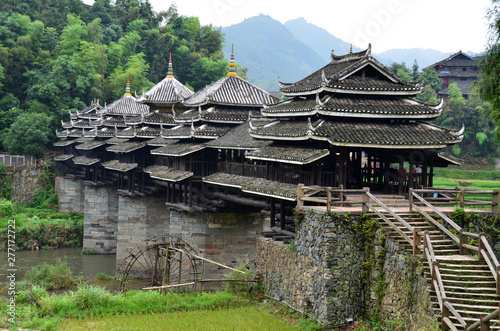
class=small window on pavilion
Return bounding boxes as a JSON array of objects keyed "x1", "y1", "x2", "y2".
[{"x1": 460, "y1": 78, "x2": 466, "y2": 81}]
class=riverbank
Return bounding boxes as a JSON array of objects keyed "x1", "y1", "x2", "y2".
[{"x1": 0, "y1": 207, "x2": 83, "y2": 251}]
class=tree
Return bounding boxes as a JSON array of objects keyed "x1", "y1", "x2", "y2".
[
  {"x1": 411, "y1": 60, "x2": 422, "y2": 82},
  {"x1": 416, "y1": 85, "x2": 438, "y2": 104},
  {"x1": 3, "y1": 112, "x2": 52, "y2": 158},
  {"x1": 423, "y1": 67, "x2": 442, "y2": 93},
  {"x1": 478, "y1": 0, "x2": 500, "y2": 139}
]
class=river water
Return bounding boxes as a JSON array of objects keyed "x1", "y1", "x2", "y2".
[{"x1": 0, "y1": 247, "x2": 116, "y2": 294}]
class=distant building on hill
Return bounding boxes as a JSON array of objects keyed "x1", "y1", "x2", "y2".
[{"x1": 424, "y1": 51, "x2": 480, "y2": 99}]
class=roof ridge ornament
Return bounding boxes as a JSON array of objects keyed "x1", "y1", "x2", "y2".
[
  {"x1": 125, "y1": 75, "x2": 132, "y2": 96},
  {"x1": 172, "y1": 105, "x2": 176, "y2": 118},
  {"x1": 248, "y1": 120, "x2": 257, "y2": 131},
  {"x1": 453, "y1": 124, "x2": 465, "y2": 136},
  {"x1": 166, "y1": 52, "x2": 175, "y2": 78},
  {"x1": 331, "y1": 43, "x2": 371, "y2": 63},
  {"x1": 226, "y1": 44, "x2": 238, "y2": 76}
]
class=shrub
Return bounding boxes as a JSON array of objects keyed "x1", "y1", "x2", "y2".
[
  {"x1": 0, "y1": 199, "x2": 14, "y2": 217},
  {"x1": 73, "y1": 283, "x2": 112, "y2": 310},
  {"x1": 23, "y1": 258, "x2": 75, "y2": 290}
]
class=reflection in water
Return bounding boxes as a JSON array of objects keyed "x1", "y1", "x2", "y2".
[{"x1": 0, "y1": 247, "x2": 116, "y2": 293}]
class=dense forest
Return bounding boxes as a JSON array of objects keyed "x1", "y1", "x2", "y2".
[{"x1": 0, "y1": 0, "x2": 229, "y2": 157}]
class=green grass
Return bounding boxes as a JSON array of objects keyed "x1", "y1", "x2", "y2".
[
  {"x1": 57, "y1": 305, "x2": 299, "y2": 331},
  {"x1": 23, "y1": 258, "x2": 76, "y2": 290}
]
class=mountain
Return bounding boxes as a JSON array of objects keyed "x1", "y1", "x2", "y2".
[
  {"x1": 222, "y1": 15, "x2": 326, "y2": 91},
  {"x1": 223, "y1": 15, "x2": 462, "y2": 91},
  {"x1": 283, "y1": 17, "x2": 454, "y2": 69},
  {"x1": 284, "y1": 18, "x2": 361, "y2": 64}
]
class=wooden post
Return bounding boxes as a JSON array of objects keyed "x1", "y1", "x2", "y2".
[
  {"x1": 478, "y1": 233, "x2": 486, "y2": 260},
  {"x1": 429, "y1": 166, "x2": 434, "y2": 188},
  {"x1": 326, "y1": 187, "x2": 331, "y2": 211},
  {"x1": 492, "y1": 189, "x2": 499, "y2": 213},
  {"x1": 441, "y1": 298, "x2": 450, "y2": 330},
  {"x1": 199, "y1": 259, "x2": 205, "y2": 294},
  {"x1": 280, "y1": 201, "x2": 285, "y2": 230},
  {"x1": 459, "y1": 228, "x2": 468, "y2": 255},
  {"x1": 496, "y1": 266, "x2": 500, "y2": 296},
  {"x1": 480, "y1": 313, "x2": 490, "y2": 331},
  {"x1": 297, "y1": 183, "x2": 304, "y2": 207},
  {"x1": 409, "y1": 188, "x2": 414, "y2": 212},
  {"x1": 270, "y1": 198, "x2": 276, "y2": 228},
  {"x1": 177, "y1": 251, "x2": 183, "y2": 293},
  {"x1": 413, "y1": 228, "x2": 422, "y2": 255},
  {"x1": 408, "y1": 163, "x2": 414, "y2": 191},
  {"x1": 362, "y1": 187, "x2": 370, "y2": 212},
  {"x1": 398, "y1": 161, "x2": 404, "y2": 195},
  {"x1": 431, "y1": 261, "x2": 439, "y2": 291},
  {"x1": 460, "y1": 188, "x2": 465, "y2": 209},
  {"x1": 162, "y1": 247, "x2": 171, "y2": 295},
  {"x1": 189, "y1": 179, "x2": 193, "y2": 207}
]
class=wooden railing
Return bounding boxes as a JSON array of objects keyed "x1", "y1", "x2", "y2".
[
  {"x1": 409, "y1": 188, "x2": 500, "y2": 330},
  {"x1": 411, "y1": 187, "x2": 499, "y2": 213},
  {"x1": 296, "y1": 184, "x2": 420, "y2": 253}
]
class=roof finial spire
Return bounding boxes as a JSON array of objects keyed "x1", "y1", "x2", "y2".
[
  {"x1": 350, "y1": 44, "x2": 352, "y2": 54},
  {"x1": 227, "y1": 44, "x2": 238, "y2": 76},
  {"x1": 166, "y1": 52, "x2": 175, "y2": 78},
  {"x1": 125, "y1": 75, "x2": 132, "y2": 96}
]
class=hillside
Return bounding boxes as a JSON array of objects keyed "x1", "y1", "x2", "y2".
[
  {"x1": 222, "y1": 15, "x2": 325, "y2": 91},
  {"x1": 284, "y1": 17, "x2": 360, "y2": 64}
]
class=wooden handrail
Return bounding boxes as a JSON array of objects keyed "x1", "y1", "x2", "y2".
[
  {"x1": 467, "y1": 308, "x2": 500, "y2": 330},
  {"x1": 411, "y1": 191, "x2": 461, "y2": 232},
  {"x1": 412, "y1": 204, "x2": 459, "y2": 244},
  {"x1": 444, "y1": 300, "x2": 468, "y2": 329},
  {"x1": 412, "y1": 188, "x2": 499, "y2": 212}
]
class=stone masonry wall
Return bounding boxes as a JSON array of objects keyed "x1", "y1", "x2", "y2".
[
  {"x1": 257, "y1": 208, "x2": 366, "y2": 326},
  {"x1": 169, "y1": 211, "x2": 263, "y2": 280},
  {"x1": 11, "y1": 167, "x2": 43, "y2": 205},
  {"x1": 371, "y1": 235, "x2": 434, "y2": 330},
  {"x1": 83, "y1": 185, "x2": 118, "y2": 254},
  {"x1": 55, "y1": 177, "x2": 84, "y2": 213},
  {"x1": 115, "y1": 195, "x2": 170, "y2": 270},
  {"x1": 257, "y1": 208, "x2": 434, "y2": 328}
]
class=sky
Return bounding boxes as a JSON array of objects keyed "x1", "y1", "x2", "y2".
[{"x1": 84, "y1": 0, "x2": 492, "y2": 54}]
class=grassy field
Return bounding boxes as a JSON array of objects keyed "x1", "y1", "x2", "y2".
[{"x1": 57, "y1": 305, "x2": 304, "y2": 331}]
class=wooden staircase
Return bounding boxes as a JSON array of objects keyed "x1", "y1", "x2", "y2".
[{"x1": 369, "y1": 195, "x2": 500, "y2": 331}]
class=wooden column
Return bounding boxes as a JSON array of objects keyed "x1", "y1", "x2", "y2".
[
  {"x1": 398, "y1": 161, "x2": 404, "y2": 196},
  {"x1": 166, "y1": 182, "x2": 170, "y2": 203},
  {"x1": 270, "y1": 198, "x2": 276, "y2": 228},
  {"x1": 408, "y1": 163, "x2": 414, "y2": 191},
  {"x1": 422, "y1": 164, "x2": 428, "y2": 188},
  {"x1": 429, "y1": 166, "x2": 434, "y2": 188},
  {"x1": 189, "y1": 179, "x2": 193, "y2": 207},
  {"x1": 280, "y1": 201, "x2": 285, "y2": 230}
]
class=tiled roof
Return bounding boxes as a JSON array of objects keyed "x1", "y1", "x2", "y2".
[
  {"x1": 102, "y1": 116, "x2": 127, "y2": 127},
  {"x1": 245, "y1": 147, "x2": 330, "y2": 164},
  {"x1": 104, "y1": 137, "x2": 129, "y2": 145},
  {"x1": 125, "y1": 111, "x2": 177, "y2": 126},
  {"x1": 249, "y1": 118, "x2": 463, "y2": 148},
  {"x1": 135, "y1": 126, "x2": 161, "y2": 138},
  {"x1": 206, "y1": 122, "x2": 272, "y2": 150},
  {"x1": 161, "y1": 125, "x2": 192, "y2": 139},
  {"x1": 101, "y1": 160, "x2": 137, "y2": 172},
  {"x1": 96, "y1": 127, "x2": 115, "y2": 137},
  {"x1": 67, "y1": 129, "x2": 83, "y2": 137},
  {"x1": 261, "y1": 95, "x2": 441, "y2": 119},
  {"x1": 144, "y1": 165, "x2": 193, "y2": 182},
  {"x1": 192, "y1": 124, "x2": 232, "y2": 139},
  {"x1": 184, "y1": 75, "x2": 279, "y2": 107},
  {"x1": 56, "y1": 130, "x2": 68, "y2": 138},
  {"x1": 115, "y1": 127, "x2": 135, "y2": 138},
  {"x1": 203, "y1": 172, "x2": 297, "y2": 201},
  {"x1": 173, "y1": 108, "x2": 201, "y2": 123},
  {"x1": 426, "y1": 51, "x2": 478, "y2": 69},
  {"x1": 146, "y1": 137, "x2": 179, "y2": 147},
  {"x1": 201, "y1": 106, "x2": 255, "y2": 124},
  {"x1": 106, "y1": 141, "x2": 147, "y2": 153},
  {"x1": 75, "y1": 101, "x2": 103, "y2": 119},
  {"x1": 54, "y1": 154, "x2": 74, "y2": 162},
  {"x1": 104, "y1": 94, "x2": 150, "y2": 116},
  {"x1": 151, "y1": 142, "x2": 205, "y2": 157},
  {"x1": 53, "y1": 139, "x2": 78, "y2": 147},
  {"x1": 279, "y1": 46, "x2": 420, "y2": 96},
  {"x1": 137, "y1": 77, "x2": 193, "y2": 105},
  {"x1": 75, "y1": 137, "x2": 95, "y2": 143},
  {"x1": 73, "y1": 156, "x2": 100, "y2": 166},
  {"x1": 75, "y1": 141, "x2": 106, "y2": 150}
]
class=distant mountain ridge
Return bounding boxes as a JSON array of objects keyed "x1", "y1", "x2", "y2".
[{"x1": 223, "y1": 15, "x2": 459, "y2": 91}]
